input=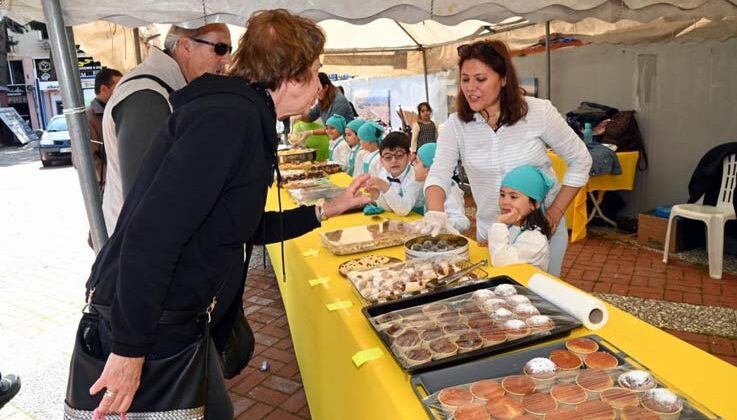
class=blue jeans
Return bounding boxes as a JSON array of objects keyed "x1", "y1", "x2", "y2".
[{"x1": 547, "y1": 217, "x2": 568, "y2": 277}]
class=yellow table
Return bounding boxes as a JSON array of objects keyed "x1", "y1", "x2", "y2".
[
  {"x1": 549, "y1": 151, "x2": 640, "y2": 242},
  {"x1": 266, "y1": 174, "x2": 736, "y2": 420}
]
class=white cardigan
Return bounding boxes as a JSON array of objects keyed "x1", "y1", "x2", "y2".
[{"x1": 488, "y1": 223, "x2": 549, "y2": 271}]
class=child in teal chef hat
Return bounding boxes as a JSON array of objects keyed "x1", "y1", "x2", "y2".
[
  {"x1": 488, "y1": 165, "x2": 555, "y2": 271},
  {"x1": 354, "y1": 120, "x2": 384, "y2": 177},
  {"x1": 343, "y1": 118, "x2": 365, "y2": 176},
  {"x1": 325, "y1": 114, "x2": 348, "y2": 162}
]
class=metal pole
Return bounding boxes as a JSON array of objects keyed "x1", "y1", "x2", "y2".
[
  {"x1": 64, "y1": 27, "x2": 83, "y2": 102},
  {"x1": 133, "y1": 28, "x2": 143, "y2": 64},
  {"x1": 545, "y1": 21, "x2": 551, "y2": 100},
  {"x1": 421, "y1": 47, "x2": 429, "y2": 103},
  {"x1": 41, "y1": 0, "x2": 109, "y2": 253}
]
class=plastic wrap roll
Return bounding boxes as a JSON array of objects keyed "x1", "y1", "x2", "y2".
[{"x1": 527, "y1": 273, "x2": 609, "y2": 330}]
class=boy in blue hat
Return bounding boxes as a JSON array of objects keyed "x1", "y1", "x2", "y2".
[
  {"x1": 364, "y1": 132, "x2": 423, "y2": 216},
  {"x1": 353, "y1": 121, "x2": 384, "y2": 177},
  {"x1": 489, "y1": 165, "x2": 554, "y2": 271},
  {"x1": 414, "y1": 143, "x2": 470, "y2": 232},
  {"x1": 325, "y1": 114, "x2": 347, "y2": 163}
]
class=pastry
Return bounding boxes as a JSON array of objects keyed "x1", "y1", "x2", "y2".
[
  {"x1": 549, "y1": 349, "x2": 583, "y2": 371},
  {"x1": 600, "y1": 387, "x2": 639, "y2": 411},
  {"x1": 485, "y1": 396, "x2": 525, "y2": 420},
  {"x1": 513, "y1": 303, "x2": 540, "y2": 318},
  {"x1": 428, "y1": 337, "x2": 458, "y2": 359},
  {"x1": 437, "y1": 387, "x2": 474, "y2": 411},
  {"x1": 394, "y1": 329, "x2": 421, "y2": 349},
  {"x1": 620, "y1": 406, "x2": 660, "y2": 420},
  {"x1": 522, "y1": 392, "x2": 558, "y2": 416},
  {"x1": 479, "y1": 326, "x2": 507, "y2": 345},
  {"x1": 375, "y1": 312, "x2": 402, "y2": 324},
  {"x1": 383, "y1": 323, "x2": 405, "y2": 338},
  {"x1": 550, "y1": 383, "x2": 588, "y2": 409},
  {"x1": 494, "y1": 283, "x2": 518, "y2": 297},
  {"x1": 420, "y1": 326, "x2": 444, "y2": 343},
  {"x1": 403, "y1": 347, "x2": 432, "y2": 367},
  {"x1": 338, "y1": 255, "x2": 400, "y2": 277},
  {"x1": 545, "y1": 409, "x2": 583, "y2": 420},
  {"x1": 526, "y1": 315, "x2": 555, "y2": 332},
  {"x1": 640, "y1": 388, "x2": 683, "y2": 419},
  {"x1": 422, "y1": 302, "x2": 448, "y2": 317},
  {"x1": 453, "y1": 402, "x2": 490, "y2": 420},
  {"x1": 491, "y1": 307, "x2": 515, "y2": 323},
  {"x1": 584, "y1": 352, "x2": 619, "y2": 369},
  {"x1": 523, "y1": 357, "x2": 558, "y2": 384},
  {"x1": 443, "y1": 323, "x2": 470, "y2": 338},
  {"x1": 456, "y1": 331, "x2": 484, "y2": 353},
  {"x1": 576, "y1": 400, "x2": 616, "y2": 419},
  {"x1": 506, "y1": 294, "x2": 531, "y2": 306},
  {"x1": 469, "y1": 379, "x2": 505, "y2": 401},
  {"x1": 502, "y1": 319, "x2": 530, "y2": 339},
  {"x1": 566, "y1": 337, "x2": 600, "y2": 356},
  {"x1": 437, "y1": 310, "x2": 465, "y2": 325},
  {"x1": 501, "y1": 375, "x2": 536, "y2": 400},
  {"x1": 481, "y1": 298, "x2": 508, "y2": 313},
  {"x1": 617, "y1": 370, "x2": 657, "y2": 393},
  {"x1": 576, "y1": 369, "x2": 614, "y2": 399},
  {"x1": 472, "y1": 289, "x2": 496, "y2": 303},
  {"x1": 468, "y1": 315, "x2": 495, "y2": 331}
]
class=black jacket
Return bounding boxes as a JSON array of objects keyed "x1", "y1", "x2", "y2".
[
  {"x1": 688, "y1": 142, "x2": 737, "y2": 215},
  {"x1": 86, "y1": 74, "x2": 320, "y2": 357}
]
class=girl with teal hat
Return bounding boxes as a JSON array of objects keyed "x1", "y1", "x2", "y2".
[
  {"x1": 488, "y1": 165, "x2": 554, "y2": 271},
  {"x1": 325, "y1": 114, "x2": 347, "y2": 162},
  {"x1": 413, "y1": 143, "x2": 470, "y2": 232},
  {"x1": 343, "y1": 118, "x2": 365, "y2": 176},
  {"x1": 354, "y1": 120, "x2": 384, "y2": 177}
]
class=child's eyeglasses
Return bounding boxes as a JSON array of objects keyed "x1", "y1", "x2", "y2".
[{"x1": 381, "y1": 151, "x2": 408, "y2": 162}]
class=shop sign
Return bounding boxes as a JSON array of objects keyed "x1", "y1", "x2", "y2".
[{"x1": 7, "y1": 84, "x2": 27, "y2": 97}]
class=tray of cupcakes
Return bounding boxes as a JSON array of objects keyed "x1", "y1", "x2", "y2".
[
  {"x1": 362, "y1": 276, "x2": 581, "y2": 373},
  {"x1": 411, "y1": 335, "x2": 718, "y2": 419}
]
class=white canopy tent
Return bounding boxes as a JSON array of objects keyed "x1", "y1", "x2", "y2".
[{"x1": 1, "y1": 0, "x2": 735, "y2": 251}]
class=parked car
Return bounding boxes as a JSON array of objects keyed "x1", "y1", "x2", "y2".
[{"x1": 38, "y1": 115, "x2": 72, "y2": 167}]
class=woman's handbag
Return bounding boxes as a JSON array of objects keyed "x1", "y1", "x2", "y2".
[
  {"x1": 64, "y1": 293, "x2": 222, "y2": 419},
  {"x1": 218, "y1": 307, "x2": 255, "y2": 379}
]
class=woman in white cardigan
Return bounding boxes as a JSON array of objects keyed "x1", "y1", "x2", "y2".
[{"x1": 418, "y1": 40, "x2": 592, "y2": 276}]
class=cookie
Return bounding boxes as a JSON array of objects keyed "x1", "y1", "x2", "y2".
[{"x1": 339, "y1": 255, "x2": 401, "y2": 276}]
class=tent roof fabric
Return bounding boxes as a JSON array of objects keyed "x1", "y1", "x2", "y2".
[{"x1": 3, "y1": 0, "x2": 737, "y2": 27}]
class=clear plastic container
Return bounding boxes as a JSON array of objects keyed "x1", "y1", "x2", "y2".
[{"x1": 320, "y1": 220, "x2": 413, "y2": 255}]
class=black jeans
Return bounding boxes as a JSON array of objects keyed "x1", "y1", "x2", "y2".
[{"x1": 97, "y1": 317, "x2": 233, "y2": 419}]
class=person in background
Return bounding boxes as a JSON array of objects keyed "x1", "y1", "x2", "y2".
[
  {"x1": 102, "y1": 23, "x2": 232, "y2": 234},
  {"x1": 418, "y1": 40, "x2": 591, "y2": 276},
  {"x1": 364, "y1": 132, "x2": 423, "y2": 216},
  {"x1": 413, "y1": 143, "x2": 470, "y2": 233},
  {"x1": 291, "y1": 120, "x2": 329, "y2": 161},
  {"x1": 410, "y1": 101, "x2": 437, "y2": 154},
  {"x1": 343, "y1": 118, "x2": 365, "y2": 175},
  {"x1": 489, "y1": 165, "x2": 554, "y2": 271},
  {"x1": 325, "y1": 114, "x2": 347, "y2": 161},
  {"x1": 298, "y1": 72, "x2": 354, "y2": 142},
  {"x1": 0, "y1": 371, "x2": 21, "y2": 409},
  {"x1": 353, "y1": 120, "x2": 384, "y2": 177},
  {"x1": 82, "y1": 67, "x2": 122, "y2": 193},
  {"x1": 337, "y1": 85, "x2": 359, "y2": 118}
]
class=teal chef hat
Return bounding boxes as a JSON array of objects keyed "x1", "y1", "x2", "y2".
[
  {"x1": 325, "y1": 114, "x2": 347, "y2": 136},
  {"x1": 501, "y1": 165, "x2": 555, "y2": 204},
  {"x1": 417, "y1": 143, "x2": 437, "y2": 168},
  {"x1": 345, "y1": 118, "x2": 366, "y2": 135},
  {"x1": 357, "y1": 121, "x2": 385, "y2": 144}
]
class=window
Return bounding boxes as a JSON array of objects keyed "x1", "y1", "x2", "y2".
[{"x1": 8, "y1": 60, "x2": 25, "y2": 85}]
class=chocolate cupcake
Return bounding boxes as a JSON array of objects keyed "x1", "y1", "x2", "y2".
[
  {"x1": 566, "y1": 337, "x2": 599, "y2": 356},
  {"x1": 394, "y1": 329, "x2": 421, "y2": 350},
  {"x1": 576, "y1": 369, "x2": 614, "y2": 400},
  {"x1": 376, "y1": 312, "x2": 402, "y2": 324},
  {"x1": 526, "y1": 315, "x2": 555, "y2": 332},
  {"x1": 437, "y1": 387, "x2": 474, "y2": 411},
  {"x1": 456, "y1": 331, "x2": 484, "y2": 353},
  {"x1": 502, "y1": 319, "x2": 530, "y2": 339},
  {"x1": 422, "y1": 302, "x2": 448, "y2": 317},
  {"x1": 600, "y1": 387, "x2": 639, "y2": 414},
  {"x1": 549, "y1": 349, "x2": 583, "y2": 372},
  {"x1": 617, "y1": 370, "x2": 657, "y2": 393},
  {"x1": 403, "y1": 347, "x2": 432, "y2": 367},
  {"x1": 469, "y1": 379, "x2": 505, "y2": 401},
  {"x1": 501, "y1": 375, "x2": 536, "y2": 401},
  {"x1": 550, "y1": 383, "x2": 588, "y2": 410},
  {"x1": 494, "y1": 283, "x2": 518, "y2": 297},
  {"x1": 523, "y1": 357, "x2": 558, "y2": 386},
  {"x1": 453, "y1": 402, "x2": 490, "y2": 420},
  {"x1": 513, "y1": 303, "x2": 540, "y2": 318},
  {"x1": 485, "y1": 395, "x2": 525, "y2": 420},
  {"x1": 584, "y1": 352, "x2": 619, "y2": 370},
  {"x1": 479, "y1": 325, "x2": 507, "y2": 345},
  {"x1": 576, "y1": 400, "x2": 615, "y2": 419},
  {"x1": 429, "y1": 337, "x2": 458, "y2": 359},
  {"x1": 522, "y1": 392, "x2": 558, "y2": 417},
  {"x1": 640, "y1": 388, "x2": 683, "y2": 420},
  {"x1": 420, "y1": 326, "x2": 445, "y2": 343}
]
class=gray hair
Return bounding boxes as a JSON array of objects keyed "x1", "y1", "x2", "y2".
[{"x1": 163, "y1": 25, "x2": 199, "y2": 52}]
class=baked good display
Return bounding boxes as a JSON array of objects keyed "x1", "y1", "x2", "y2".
[
  {"x1": 576, "y1": 400, "x2": 616, "y2": 419},
  {"x1": 437, "y1": 387, "x2": 474, "y2": 410},
  {"x1": 549, "y1": 349, "x2": 583, "y2": 371},
  {"x1": 566, "y1": 337, "x2": 600, "y2": 355},
  {"x1": 289, "y1": 183, "x2": 344, "y2": 206},
  {"x1": 502, "y1": 319, "x2": 530, "y2": 339},
  {"x1": 620, "y1": 406, "x2": 660, "y2": 419},
  {"x1": 321, "y1": 220, "x2": 412, "y2": 256},
  {"x1": 523, "y1": 357, "x2": 558, "y2": 383},
  {"x1": 521, "y1": 392, "x2": 558, "y2": 416},
  {"x1": 469, "y1": 379, "x2": 504, "y2": 401},
  {"x1": 453, "y1": 402, "x2": 490, "y2": 420},
  {"x1": 346, "y1": 255, "x2": 486, "y2": 303},
  {"x1": 404, "y1": 234, "x2": 470, "y2": 260},
  {"x1": 576, "y1": 369, "x2": 614, "y2": 398},
  {"x1": 337, "y1": 255, "x2": 401, "y2": 277},
  {"x1": 526, "y1": 315, "x2": 555, "y2": 332},
  {"x1": 280, "y1": 177, "x2": 329, "y2": 189},
  {"x1": 550, "y1": 382, "x2": 587, "y2": 409},
  {"x1": 403, "y1": 347, "x2": 432, "y2": 367},
  {"x1": 501, "y1": 375, "x2": 536, "y2": 399},
  {"x1": 600, "y1": 387, "x2": 639, "y2": 411},
  {"x1": 640, "y1": 388, "x2": 683, "y2": 417},
  {"x1": 618, "y1": 370, "x2": 657, "y2": 392},
  {"x1": 485, "y1": 396, "x2": 525, "y2": 419},
  {"x1": 584, "y1": 351, "x2": 620, "y2": 369},
  {"x1": 493, "y1": 283, "x2": 517, "y2": 297}
]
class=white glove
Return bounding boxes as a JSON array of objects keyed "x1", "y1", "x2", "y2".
[{"x1": 413, "y1": 211, "x2": 460, "y2": 237}]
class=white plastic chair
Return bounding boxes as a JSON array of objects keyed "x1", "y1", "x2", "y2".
[{"x1": 662, "y1": 154, "x2": 737, "y2": 279}]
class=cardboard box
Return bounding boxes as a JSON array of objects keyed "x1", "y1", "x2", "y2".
[{"x1": 637, "y1": 211, "x2": 685, "y2": 253}]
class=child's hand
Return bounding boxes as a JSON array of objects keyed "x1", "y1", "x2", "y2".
[
  {"x1": 365, "y1": 177, "x2": 390, "y2": 193},
  {"x1": 496, "y1": 208, "x2": 521, "y2": 225}
]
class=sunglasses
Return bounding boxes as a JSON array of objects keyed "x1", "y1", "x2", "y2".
[{"x1": 191, "y1": 38, "x2": 232, "y2": 56}]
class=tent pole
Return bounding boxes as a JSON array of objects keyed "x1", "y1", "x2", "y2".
[
  {"x1": 133, "y1": 28, "x2": 143, "y2": 64},
  {"x1": 421, "y1": 47, "x2": 429, "y2": 103},
  {"x1": 41, "y1": 0, "x2": 109, "y2": 253},
  {"x1": 545, "y1": 21, "x2": 551, "y2": 100}
]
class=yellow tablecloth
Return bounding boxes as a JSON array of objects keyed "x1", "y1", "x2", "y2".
[
  {"x1": 265, "y1": 173, "x2": 736, "y2": 420},
  {"x1": 549, "y1": 151, "x2": 640, "y2": 242}
]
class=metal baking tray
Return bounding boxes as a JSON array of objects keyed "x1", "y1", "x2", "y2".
[
  {"x1": 362, "y1": 276, "x2": 581, "y2": 374},
  {"x1": 411, "y1": 335, "x2": 719, "y2": 419}
]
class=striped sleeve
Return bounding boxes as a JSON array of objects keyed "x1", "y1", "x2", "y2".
[{"x1": 541, "y1": 100, "x2": 592, "y2": 187}]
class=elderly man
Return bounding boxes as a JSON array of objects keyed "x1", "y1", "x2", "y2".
[{"x1": 102, "y1": 23, "x2": 231, "y2": 234}]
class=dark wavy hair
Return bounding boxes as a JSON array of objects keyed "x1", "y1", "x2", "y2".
[
  {"x1": 523, "y1": 199, "x2": 552, "y2": 239},
  {"x1": 417, "y1": 102, "x2": 432, "y2": 115},
  {"x1": 456, "y1": 40, "x2": 528, "y2": 126}
]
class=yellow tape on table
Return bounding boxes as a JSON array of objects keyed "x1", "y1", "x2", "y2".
[
  {"x1": 326, "y1": 300, "x2": 353, "y2": 311},
  {"x1": 302, "y1": 248, "x2": 320, "y2": 257},
  {"x1": 352, "y1": 347, "x2": 384, "y2": 368},
  {"x1": 308, "y1": 276, "x2": 330, "y2": 287}
]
